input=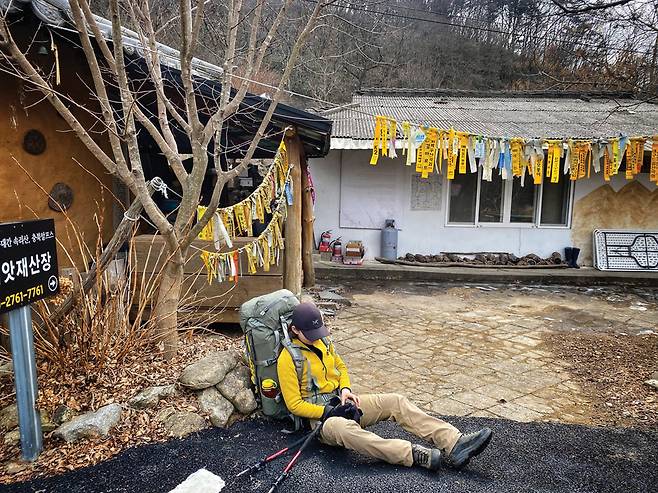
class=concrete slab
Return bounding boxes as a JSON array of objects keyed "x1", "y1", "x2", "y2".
[{"x1": 316, "y1": 260, "x2": 658, "y2": 286}]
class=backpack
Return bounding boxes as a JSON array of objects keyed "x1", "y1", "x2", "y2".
[{"x1": 239, "y1": 289, "x2": 306, "y2": 423}]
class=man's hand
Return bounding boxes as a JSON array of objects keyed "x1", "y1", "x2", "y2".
[
  {"x1": 341, "y1": 388, "x2": 361, "y2": 408},
  {"x1": 322, "y1": 401, "x2": 363, "y2": 424}
]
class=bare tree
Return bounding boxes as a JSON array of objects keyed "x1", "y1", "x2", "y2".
[{"x1": 0, "y1": 0, "x2": 330, "y2": 358}]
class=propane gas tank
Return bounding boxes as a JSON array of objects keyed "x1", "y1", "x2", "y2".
[{"x1": 381, "y1": 219, "x2": 398, "y2": 260}]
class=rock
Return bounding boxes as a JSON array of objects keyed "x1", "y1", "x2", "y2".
[
  {"x1": 4, "y1": 428, "x2": 20, "y2": 446},
  {"x1": 156, "y1": 406, "x2": 176, "y2": 422},
  {"x1": 232, "y1": 389, "x2": 258, "y2": 415},
  {"x1": 644, "y1": 379, "x2": 658, "y2": 391},
  {"x1": 0, "y1": 361, "x2": 12, "y2": 380},
  {"x1": 53, "y1": 403, "x2": 122, "y2": 442},
  {"x1": 179, "y1": 351, "x2": 239, "y2": 390},
  {"x1": 40, "y1": 410, "x2": 57, "y2": 433},
  {"x1": 5, "y1": 461, "x2": 29, "y2": 474},
  {"x1": 318, "y1": 290, "x2": 351, "y2": 306},
  {"x1": 216, "y1": 366, "x2": 251, "y2": 401},
  {"x1": 160, "y1": 410, "x2": 206, "y2": 438},
  {"x1": 197, "y1": 387, "x2": 234, "y2": 427},
  {"x1": 52, "y1": 404, "x2": 75, "y2": 425},
  {"x1": 216, "y1": 365, "x2": 257, "y2": 415},
  {"x1": 128, "y1": 384, "x2": 175, "y2": 409},
  {"x1": 0, "y1": 404, "x2": 18, "y2": 431}
]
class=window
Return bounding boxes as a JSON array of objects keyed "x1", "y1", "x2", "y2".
[
  {"x1": 511, "y1": 178, "x2": 536, "y2": 223},
  {"x1": 448, "y1": 170, "x2": 478, "y2": 223},
  {"x1": 479, "y1": 172, "x2": 503, "y2": 223},
  {"x1": 539, "y1": 177, "x2": 570, "y2": 226},
  {"x1": 447, "y1": 167, "x2": 572, "y2": 227}
]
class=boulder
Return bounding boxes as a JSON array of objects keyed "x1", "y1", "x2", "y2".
[
  {"x1": 179, "y1": 351, "x2": 239, "y2": 390},
  {"x1": 197, "y1": 387, "x2": 234, "y2": 428},
  {"x1": 159, "y1": 409, "x2": 206, "y2": 438},
  {"x1": 52, "y1": 405, "x2": 75, "y2": 425},
  {"x1": 216, "y1": 365, "x2": 257, "y2": 415},
  {"x1": 216, "y1": 365, "x2": 251, "y2": 401},
  {"x1": 53, "y1": 404, "x2": 122, "y2": 443},
  {"x1": 4, "y1": 428, "x2": 20, "y2": 446},
  {"x1": 232, "y1": 389, "x2": 258, "y2": 415},
  {"x1": 0, "y1": 404, "x2": 18, "y2": 431},
  {"x1": 128, "y1": 384, "x2": 175, "y2": 409}
]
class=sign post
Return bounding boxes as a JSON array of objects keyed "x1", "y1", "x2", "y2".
[{"x1": 0, "y1": 219, "x2": 59, "y2": 461}]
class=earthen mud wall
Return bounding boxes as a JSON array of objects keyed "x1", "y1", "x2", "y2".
[
  {"x1": 571, "y1": 181, "x2": 658, "y2": 266},
  {"x1": 0, "y1": 42, "x2": 115, "y2": 270}
]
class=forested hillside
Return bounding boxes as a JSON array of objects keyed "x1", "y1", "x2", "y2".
[{"x1": 95, "y1": 0, "x2": 658, "y2": 104}]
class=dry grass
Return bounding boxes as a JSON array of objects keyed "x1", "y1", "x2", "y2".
[
  {"x1": 0, "y1": 203, "x2": 247, "y2": 482},
  {"x1": 0, "y1": 332, "x2": 241, "y2": 483}
]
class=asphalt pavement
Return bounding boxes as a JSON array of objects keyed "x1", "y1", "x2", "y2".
[{"x1": 3, "y1": 416, "x2": 656, "y2": 493}]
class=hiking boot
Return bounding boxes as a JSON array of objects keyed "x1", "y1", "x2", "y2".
[
  {"x1": 445, "y1": 428, "x2": 492, "y2": 469},
  {"x1": 411, "y1": 444, "x2": 442, "y2": 471}
]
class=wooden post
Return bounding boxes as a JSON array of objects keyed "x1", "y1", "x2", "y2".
[
  {"x1": 300, "y1": 151, "x2": 316, "y2": 287},
  {"x1": 284, "y1": 131, "x2": 303, "y2": 298}
]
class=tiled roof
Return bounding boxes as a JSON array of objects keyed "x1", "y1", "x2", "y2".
[{"x1": 328, "y1": 89, "x2": 658, "y2": 143}]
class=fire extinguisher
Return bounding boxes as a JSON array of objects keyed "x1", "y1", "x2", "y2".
[
  {"x1": 319, "y1": 230, "x2": 332, "y2": 252},
  {"x1": 331, "y1": 238, "x2": 343, "y2": 262}
]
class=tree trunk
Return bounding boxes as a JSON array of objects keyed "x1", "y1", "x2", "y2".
[{"x1": 152, "y1": 250, "x2": 184, "y2": 359}]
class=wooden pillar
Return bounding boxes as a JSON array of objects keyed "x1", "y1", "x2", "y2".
[
  {"x1": 284, "y1": 131, "x2": 303, "y2": 298},
  {"x1": 301, "y1": 152, "x2": 316, "y2": 287}
]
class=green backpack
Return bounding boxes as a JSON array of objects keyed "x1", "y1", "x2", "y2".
[{"x1": 239, "y1": 289, "x2": 306, "y2": 423}]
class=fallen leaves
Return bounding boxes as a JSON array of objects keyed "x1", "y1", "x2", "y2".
[{"x1": 0, "y1": 332, "x2": 241, "y2": 484}]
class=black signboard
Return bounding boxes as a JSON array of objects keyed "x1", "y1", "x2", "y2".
[{"x1": 0, "y1": 219, "x2": 59, "y2": 314}]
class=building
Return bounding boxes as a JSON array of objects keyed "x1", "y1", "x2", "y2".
[
  {"x1": 0, "y1": 0, "x2": 331, "y2": 277},
  {"x1": 311, "y1": 89, "x2": 658, "y2": 266}
]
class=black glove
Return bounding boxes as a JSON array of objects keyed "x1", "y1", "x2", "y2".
[{"x1": 322, "y1": 401, "x2": 363, "y2": 424}]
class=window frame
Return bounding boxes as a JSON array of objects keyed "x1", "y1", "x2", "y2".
[{"x1": 444, "y1": 168, "x2": 574, "y2": 229}]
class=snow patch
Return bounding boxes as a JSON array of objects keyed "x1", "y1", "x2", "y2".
[{"x1": 169, "y1": 469, "x2": 225, "y2": 493}]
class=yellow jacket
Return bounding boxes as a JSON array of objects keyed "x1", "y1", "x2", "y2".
[{"x1": 277, "y1": 338, "x2": 351, "y2": 420}]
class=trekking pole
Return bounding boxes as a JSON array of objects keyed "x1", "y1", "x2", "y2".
[
  {"x1": 266, "y1": 425, "x2": 322, "y2": 493},
  {"x1": 235, "y1": 432, "x2": 311, "y2": 478}
]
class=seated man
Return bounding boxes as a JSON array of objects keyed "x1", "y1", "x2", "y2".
[{"x1": 277, "y1": 302, "x2": 492, "y2": 471}]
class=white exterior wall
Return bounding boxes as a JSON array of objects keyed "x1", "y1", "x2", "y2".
[{"x1": 310, "y1": 149, "x2": 656, "y2": 260}]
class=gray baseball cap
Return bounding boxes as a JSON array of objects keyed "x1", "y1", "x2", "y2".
[{"x1": 291, "y1": 302, "x2": 329, "y2": 341}]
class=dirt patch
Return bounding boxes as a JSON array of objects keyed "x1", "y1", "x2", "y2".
[
  {"x1": 544, "y1": 332, "x2": 658, "y2": 429},
  {"x1": 534, "y1": 305, "x2": 615, "y2": 332}
]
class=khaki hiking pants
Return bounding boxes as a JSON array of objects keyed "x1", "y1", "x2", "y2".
[{"x1": 319, "y1": 393, "x2": 462, "y2": 467}]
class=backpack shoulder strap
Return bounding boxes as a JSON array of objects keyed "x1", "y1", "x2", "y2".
[
  {"x1": 321, "y1": 336, "x2": 333, "y2": 352},
  {"x1": 282, "y1": 341, "x2": 305, "y2": 381}
]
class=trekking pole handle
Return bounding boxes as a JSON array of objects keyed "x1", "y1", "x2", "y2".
[
  {"x1": 267, "y1": 426, "x2": 322, "y2": 492},
  {"x1": 235, "y1": 431, "x2": 311, "y2": 478}
]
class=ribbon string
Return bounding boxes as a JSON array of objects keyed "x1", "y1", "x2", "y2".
[{"x1": 370, "y1": 116, "x2": 658, "y2": 187}]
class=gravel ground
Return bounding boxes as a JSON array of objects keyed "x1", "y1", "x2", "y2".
[{"x1": 4, "y1": 416, "x2": 656, "y2": 493}]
